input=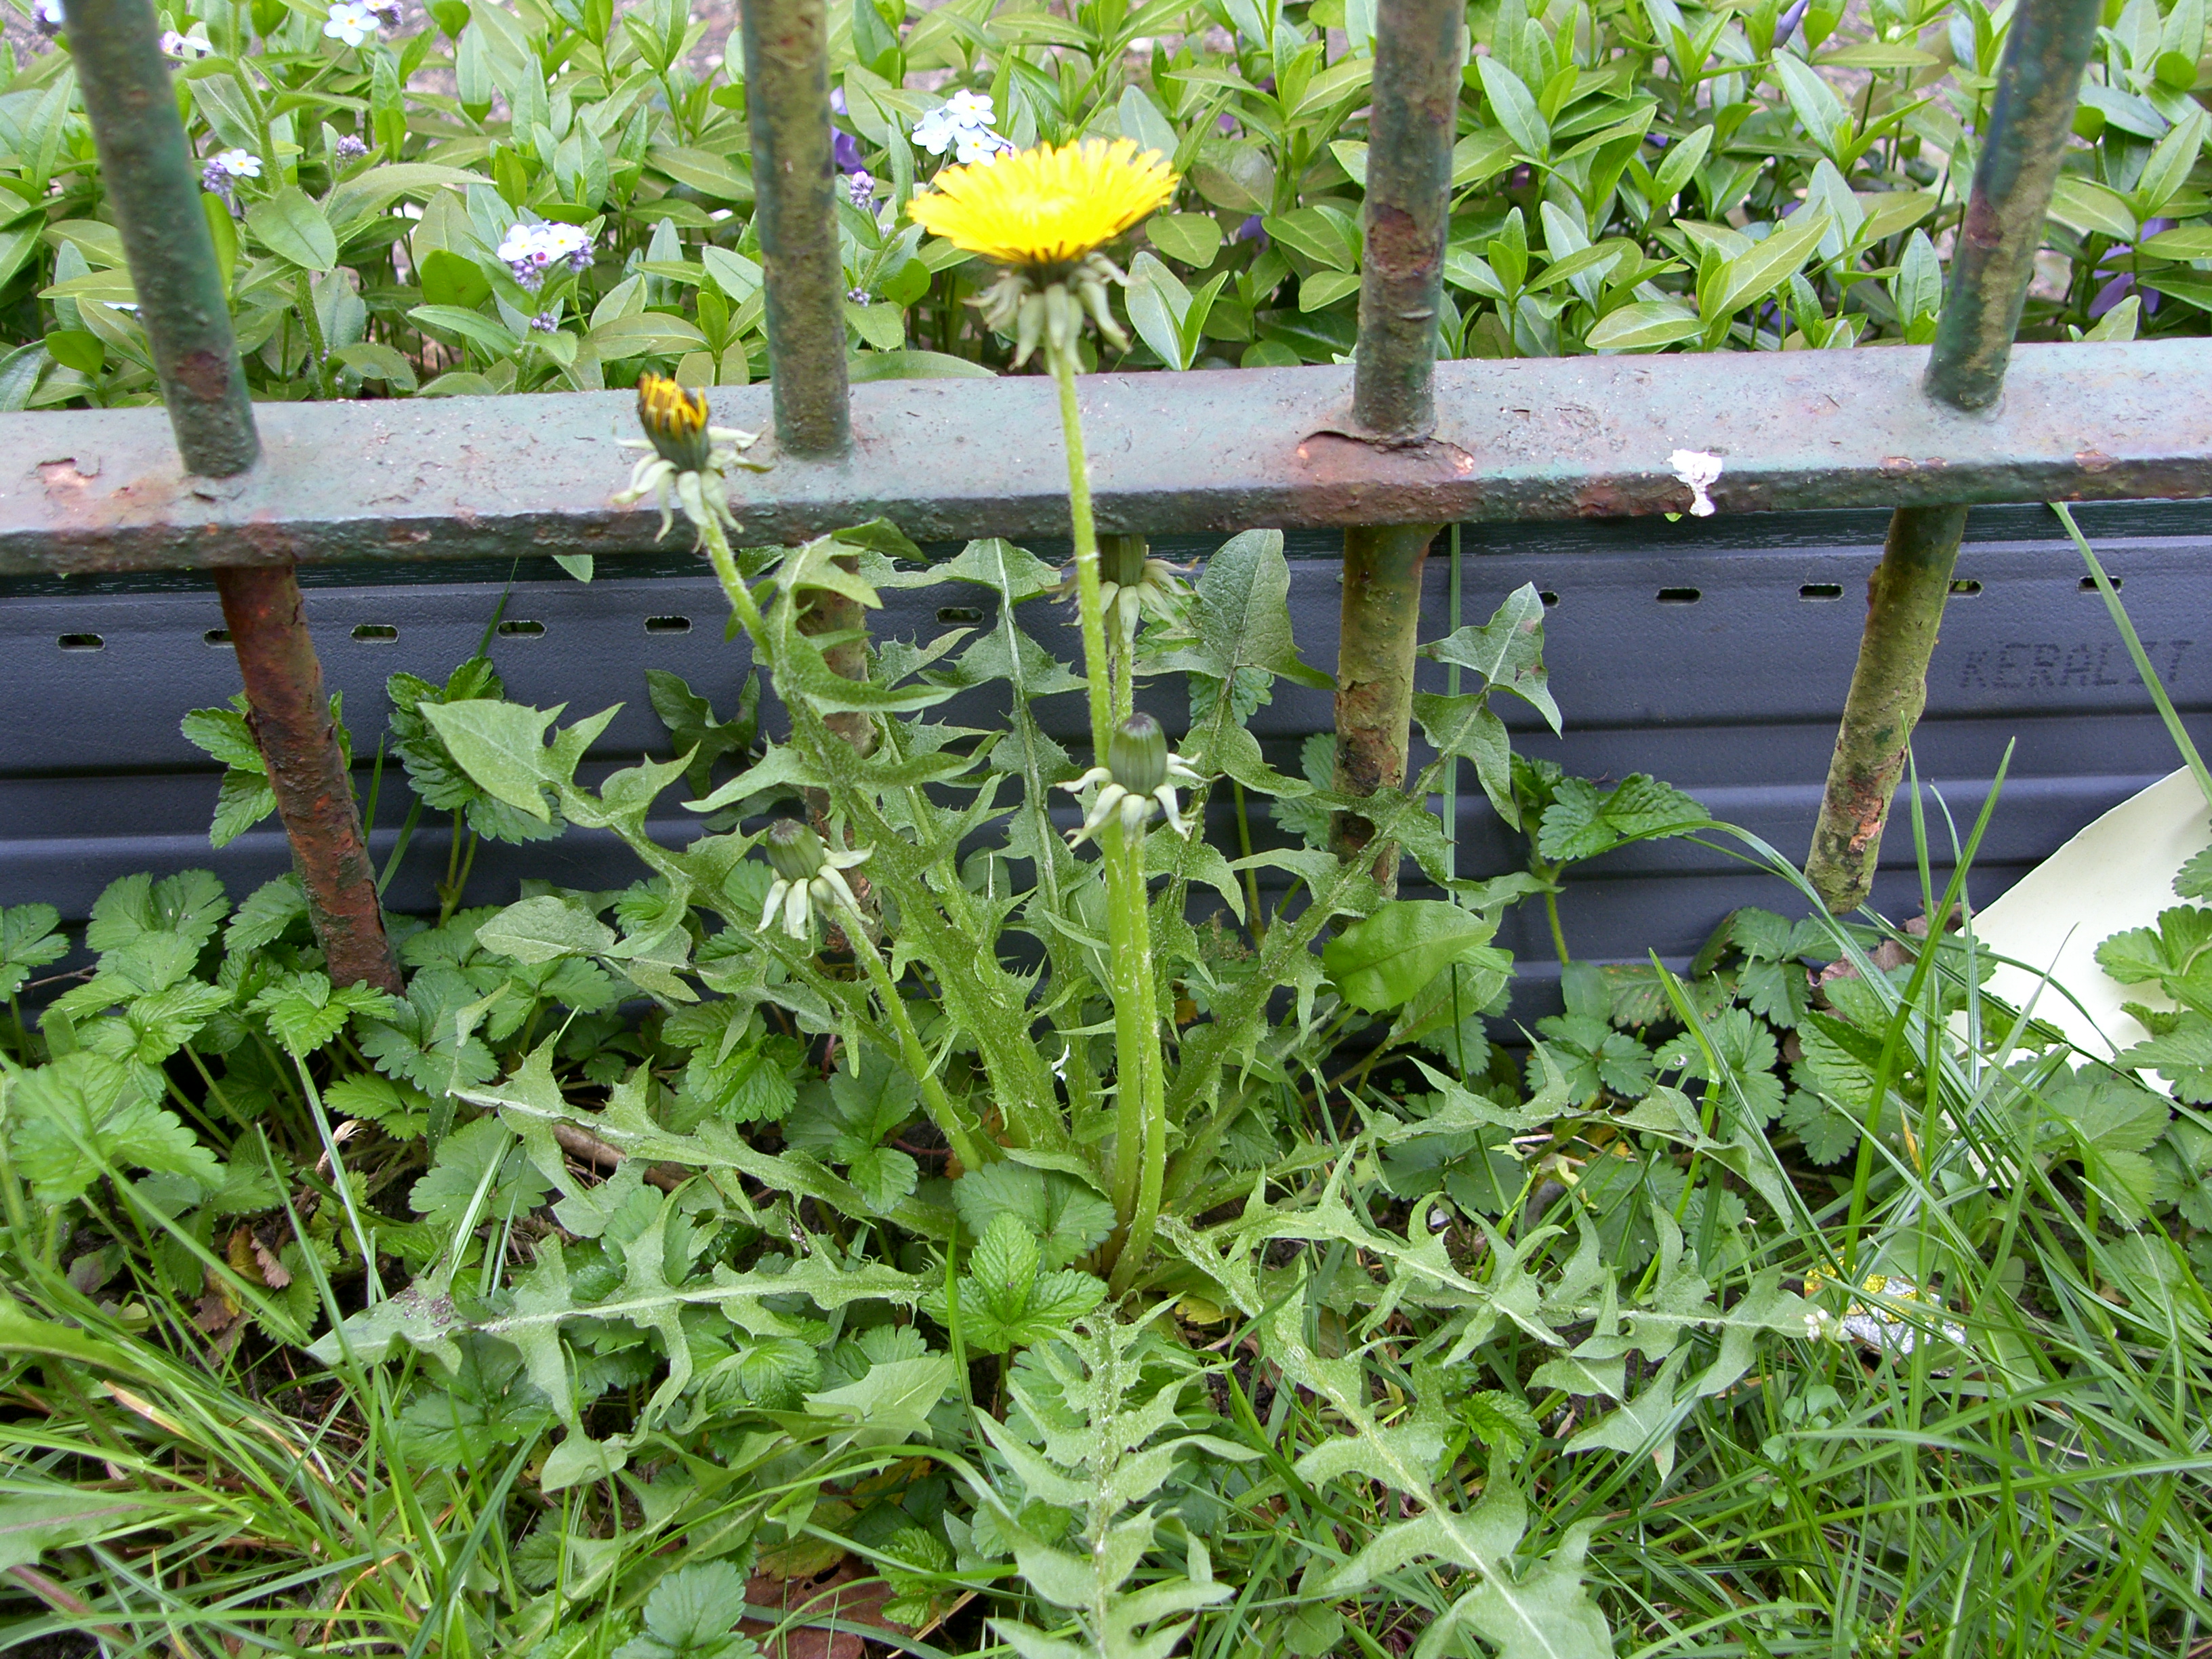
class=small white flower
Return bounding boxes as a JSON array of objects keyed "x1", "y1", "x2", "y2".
[
  {"x1": 35, "y1": 0, "x2": 63, "y2": 33},
  {"x1": 161, "y1": 28, "x2": 213, "y2": 58},
  {"x1": 954, "y1": 130, "x2": 1015, "y2": 165},
  {"x1": 323, "y1": 0, "x2": 379, "y2": 45},
  {"x1": 914, "y1": 89, "x2": 1010, "y2": 163},
  {"x1": 1669, "y1": 448, "x2": 1723, "y2": 517},
  {"x1": 496, "y1": 221, "x2": 594, "y2": 291}
]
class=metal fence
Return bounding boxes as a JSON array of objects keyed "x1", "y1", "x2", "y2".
[{"x1": 25, "y1": 0, "x2": 2212, "y2": 993}]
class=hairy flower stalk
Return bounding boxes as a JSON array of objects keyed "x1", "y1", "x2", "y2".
[
  {"x1": 754, "y1": 819, "x2": 989, "y2": 1172},
  {"x1": 911, "y1": 141, "x2": 1177, "y2": 1275}
]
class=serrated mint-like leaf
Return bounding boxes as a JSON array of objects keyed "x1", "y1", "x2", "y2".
[
  {"x1": 180, "y1": 703, "x2": 265, "y2": 773},
  {"x1": 647, "y1": 667, "x2": 759, "y2": 798},
  {"x1": 224, "y1": 876, "x2": 308, "y2": 953},
  {"x1": 408, "y1": 1116, "x2": 551, "y2": 1235},
  {"x1": 250, "y1": 970, "x2": 397, "y2": 1056},
  {"x1": 2118, "y1": 1013, "x2": 2212, "y2": 1104},
  {"x1": 208, "y1": 771, "x2": 279, "y2": 849},
  {"x1": 612, "y1": 1561, "x2": 760, "y2": 1659},
  {"x1": 324, "y1": 1072, "x2": 431, "y2": 1139},
  {"x1": 86, "y1": 870, "x2": 229, "y2": 958},
  {"x1": 8, "y1": 1052, "x2": 220, "y2": 1204},
  {"x1": 0, "y1": 903, "x2": 66, "y2": 1000},
  {"x1": 952, "y1": 1162, "x2": 1115, "y2": 1270},
  {"x1": 926, "y1": 1214, "x2": 1106, "y2": 1352},
  {"x1": 1601, "y1": 774, "x2": 1707, "y2": 839},
  {"x1": 2097, "y1": 905, "x2": 2212, "y2": 987},
  {"x1": 2176, "y1": 843, "x2": 2212, "y2": 900}
]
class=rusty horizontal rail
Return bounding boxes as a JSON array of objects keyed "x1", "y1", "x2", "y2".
[{"x1": 2, "y1": 341, "x2": 2204, "y2": 576}]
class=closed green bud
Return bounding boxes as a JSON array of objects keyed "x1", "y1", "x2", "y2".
[
  {"x1": 764, "y1": 818, "x2": 824, "y2": 882},
  {"x1": 1109, "y1": 714, "x2": 1168, "y2": 796},
  {"x1": 1100, "y1": 534, "x2": 1149, "y2": 590}
]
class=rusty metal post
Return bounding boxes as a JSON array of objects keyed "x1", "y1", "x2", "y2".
[
  {"x1": 1353, "y1": 0, "x2": 1458, "y2": 440},
  {"x1": 741, "y1": 0, "x2": 852, "y2": 460},
  {"x1": 1332, "y1": 0, "x2": 1457, "y2": 888},
  {"x1": 71, "y1": 0, "x2": 400, "y2": 994},
  {"x1": 1804, "y1": 0, "x2": 2101, "y2": 914}
]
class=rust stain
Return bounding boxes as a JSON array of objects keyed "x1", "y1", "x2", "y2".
[{"x1": 173, "y1": 350, "x2": 234, "y2": 402}]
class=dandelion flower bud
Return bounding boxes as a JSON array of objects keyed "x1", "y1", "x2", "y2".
[
  {"x1": 1109, "y1": 714, "x2": 1168, "y2": 798},
  {"x1": 764, "y1": 818, "x2": 826, "y2": 884}
]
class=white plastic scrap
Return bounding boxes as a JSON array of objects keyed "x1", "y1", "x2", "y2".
[
  {"x1": 1669, "y1": 449, "x2": 1724, "y2": 516},
  {"x1": 1803, "y1": 1270, "x2": 1967, "y2": 1355}
]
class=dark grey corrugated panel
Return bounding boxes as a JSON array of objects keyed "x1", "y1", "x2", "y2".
[{"x1": 5, "y1": 501, "x2": 2208, "y2": 1016}]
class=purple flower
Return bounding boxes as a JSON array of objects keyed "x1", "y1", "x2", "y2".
[
  {"x1": 530, "y1": 311, "x2": 559, "y2": 332},
  {"x1": 1233, "y1": 214, "x2": 1267, "y2": 249},
  {"x1": 333, "y1": 134, "x2": 369, "y2": 163},
  {"x1": 848, "y1": 285, "x2": 872, "y2": 303},
  {"x1": 2089, "y1": 217, "x2": 2171, "y2": 318},
  {"x1": 830, "y1": 88, "x2": 848, "y2": 115},
  {"x1": 834, "y1": 129, "x2": 865, "y2": 174},
  {"x1": 847, "y1": 170, "x2": 876, "y2": 209},
  {"x1": 1774, "y1": 0, "x2": 1810, "y2": 46}
]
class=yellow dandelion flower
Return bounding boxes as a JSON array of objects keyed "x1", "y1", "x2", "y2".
[{"x1": 908, "y1": 138, "x2": 1176, "y2": 270}]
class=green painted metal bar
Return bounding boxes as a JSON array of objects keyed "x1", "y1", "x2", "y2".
[
  {"x1": 1332, "y1": 0, "x2": 1459, "y2": 887},
  {"x1": 741, "y1": 0, "x2": 853, "y2": 460},
  {"x1": 68, "y1": 0, "x2": 401, "y2": 994},
  {"x1": 0, "y1": 343, "x2": 2201, "y2": 576},
  {"x1": 1353, "y1": 0, "x2": 1459, "y2": 441},
  {"x1": 69, "y1": 0, "x2": 256, "y2": 476},
  {"x1": 1926, "y1": 0, "x2": 2107, "y2": 412},
  {"x1": 1805, "y1": 0, "x2": 2103, "y2": 914}
]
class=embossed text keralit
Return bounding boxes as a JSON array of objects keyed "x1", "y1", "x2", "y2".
[{"x1": 1957, "y1": 640, "x2": 2194, "y2": 691}]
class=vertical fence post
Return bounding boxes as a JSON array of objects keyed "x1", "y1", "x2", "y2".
[
  {"x1": 70, "y1": 0, "x2": 401, "y2": 995},
  {"x1": 740, "y1": 0, "x2": 873, "y2": 785},
  {"x1": 1330, "y1": 0, "x2": 1460, "y2": 884},
  {"x1": 1804, "y1": 0, "x2": 2101, "y2": 914},
  {"x1": 742, "y1": 0, "x2": 853, "y2": 462}
]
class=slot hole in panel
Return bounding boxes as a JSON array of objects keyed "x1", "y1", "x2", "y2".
[
  {"x1": 497, "y1": 619, "x2": 546, "y2": 638},
  {"x1": 352, "y1": 623, "x2": 399, "y2": 642},
  {"x1": 2081, "y1": 575, "x2": 2119, "y2": 592},
  {"x1": 1949, "y1": 579, "x2": 1982, "y2": 596},
  {"x1": 1799, "y1": 583, "x2": 1843, "y2": 600},
  {"x1": 204, "y1": 628, "x2": 232, "y2": 647},
  {"x1": 1656, "y1": 587, "x2": 1702, "y2": 605},
  {"x1": 644, "y1": 615, "x2": 693, "y2": 635},
  {"x1": 937, "y1": 606, "x2": 985, "y2": 624},
  {"x1": 57, "y1": 633, "x2": 103, "y2": 651}
]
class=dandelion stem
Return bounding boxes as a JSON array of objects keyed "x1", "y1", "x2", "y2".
[
  {"x1": 697, "y1": 511, "x2": 769, "y2": 644},
  {"x1": 1049, "y1": 337, "x2": 1115, "y2": 765},
  {"x1": 832, "y1": 887, "x2": 991, "y2": 1173}
]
